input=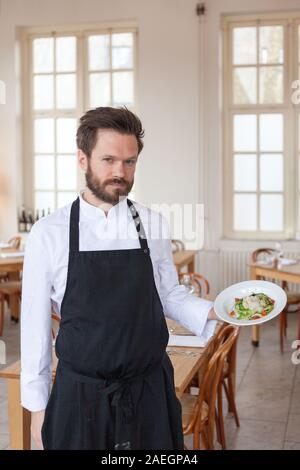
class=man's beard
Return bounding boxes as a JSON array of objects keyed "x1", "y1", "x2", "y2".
[{"x1": 85, "y1": 162, "x2": 134, "y2": 205}]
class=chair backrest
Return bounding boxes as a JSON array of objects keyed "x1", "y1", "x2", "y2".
[
  {"x1": 185, "y1": 325, "x2": 239, "y2": 435},
  {"x1": 8, "y1": 236, "x2": 21, "y2": 249},
  {"x1": 171, "y1": 239, "x2": 185, "y2": 253},
  {"x1": 214, "y1": 323, "x2": 240, "y2": 377},
  {"x1": 51, "y1": 313, "x2": 61, "y2": 340},
  {"x1": 178, "y1": 272, "x2": 210, "y2": 297},
  {"x1": 251, "y1": 248, "x2": 276, "y2": 264},
  {"x1": 251, "y1": 248, "x2": 287, "y2": 290}
]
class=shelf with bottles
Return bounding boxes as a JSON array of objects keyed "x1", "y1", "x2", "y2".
[{"x1": 18, "y1": 206, "x2": 52, "y2": 233}]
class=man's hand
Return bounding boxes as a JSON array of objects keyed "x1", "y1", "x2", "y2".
[
  {"x1": 31, "y1": 410, "x2": 45, "y2": 450},
  {"x1": 207, "y1": 307, "x2": 218, "y2": 321}
]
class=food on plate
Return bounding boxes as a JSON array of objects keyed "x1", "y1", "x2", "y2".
[{"x1": 229, "y1": 293, "x2": 275, "y2": 320}]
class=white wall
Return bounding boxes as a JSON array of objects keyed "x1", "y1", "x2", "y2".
[{"x1": 1, "y1": 0, "x2": 300, "y2": 295}]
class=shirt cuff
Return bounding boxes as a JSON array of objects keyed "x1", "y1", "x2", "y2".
[
  {"x1": 179, "y1": 296, "x2": 214, "y2": 337},
  {"x1": 20, "y1": 373, "x2": 51, "y2": 412}
]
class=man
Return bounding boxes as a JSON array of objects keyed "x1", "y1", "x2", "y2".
[{"x1": 21, "y1": 106, "x2": 217, "y2": 450}]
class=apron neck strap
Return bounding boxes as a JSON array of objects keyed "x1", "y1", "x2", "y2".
[
  {"x1": 69, "y1": 197, "x2": 80, "y2": 253},
  {"x1": 127, "y1": 199, "x2": 149, "y2": 251},
  {"x1": 69, "y1": 197, "x2": 149, "y2": 253}
]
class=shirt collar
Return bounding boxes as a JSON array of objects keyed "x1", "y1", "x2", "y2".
[{"x1": 79, "y1": 190, "x2": 130, "y2": 220}]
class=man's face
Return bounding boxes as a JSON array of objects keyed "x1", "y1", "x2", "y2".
[{"x1": 78, "y1": 129, "x2": 138, "y2": 205}]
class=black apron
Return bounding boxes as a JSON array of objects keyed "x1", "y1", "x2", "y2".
[{"x1": 41, "y1": 197, "x2": 184, "y2": 450}]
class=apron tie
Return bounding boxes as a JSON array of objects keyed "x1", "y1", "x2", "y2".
[{"x1": 58, "y1": 360, "x2": 159, "y2": 450}]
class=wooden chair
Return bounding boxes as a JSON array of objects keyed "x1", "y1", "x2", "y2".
[
  {"x1": 214, "y1": 325, "x2": 240, "y2": 449},
  {"x1": 51, "y1": 313, "x2": 61, "y2": 341},
  {"x1": 171, "y1": 239, "x2": 185, "y2": 253},
  {"x1": 0, "y1": 236, "x2": 22, "y2": 283},
  {"x1": 0, "y1": 281, "x2": 22, "y2": 336},
  {"x1": 251, "y1": 248, "x2": 300, "y2": 352},
  {"x1": 8, "y1": 236, "x2": 22, "y2": 249},
  {"x1": 181, "y1": 325, "x2": 239, "y2": 449},
  {"x1": 178, "y1": 272, "x2": 210, "y2": 297}
]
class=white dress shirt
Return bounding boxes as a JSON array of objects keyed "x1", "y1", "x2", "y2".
[{"x1": 20, "y1": 193, "x2": 213, "y2": 412}]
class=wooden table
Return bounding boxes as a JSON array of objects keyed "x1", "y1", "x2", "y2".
[
  {"x1": 0, "y1": 320, "x2": 220, "y2": 450},
  {"x1": 173, "y1": 250, "x2": 198, "y2": 273},
  {"x1": 0, "y1": 252, "x2": 24, "y2": 320},
  {"x1": 249, "y1": 260, "x2": 300, "y2": 346}
]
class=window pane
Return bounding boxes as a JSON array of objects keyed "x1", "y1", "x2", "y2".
[
  {"x1": 34, "y1": 155, "x2": 55, "y2": 190},
  {"x1": 233, "y1": 27, "x2": 256, "y2": 65},
  {"x1": 233, "y1": 115, "x2": 257, "y2": 152},
  {"x1": 259, "y1": 26, "x2": 283, "y2": 64},
  {"x1": 234, "y1": 154, "x2": 257, "y2": 191},
  {"x1": 33, "y1": 38, "x2": 54, "y2": 73},
  {"x1": 57, "y1": 155, "x2": 77, "y2": 190},
  {"x1": 56, "y1": 74, "x2": 76, "y2": 109},
  {"x1": 56, "y1": 36, "x2": 76, "y2": 72},
  {"x1": 88, "y1": 35, "x2": 110, "y2": 71},
  {"x1": 259, "y1": 114, "x2": 283, "y2": 151},
  {"x1": 112, "y1": 33, "x2": 133, "y2": 69},
  {"x1": 57, "y1": 191, "x2": 77, "y2": 208},
  {"x1": 112, "y1": 71, "x2": 133, "y2": 106},
  {"x1": 56, "y1": 118, "x2": 77, "y2": 153},
  {"x1": 35, "y1": 191, "x2": 55, "y2": 213},
  {"x1": 233, "y1": 67, "x2": 257, "y2": 104},
  {"x1": 234, "y1": 194, "x2": 257, "y2": 231},
  {"x1": 33, "y1": 75, "x2": 54, "y2": 110},
  {"x1": 260, "y1": 194, "x2": 283, "y2": 231},
  {"x1": 259, "y1": 66, "x2": 283, "y2": 104},
  {"x1": 34, "y1": 119, "x2": 54, "y2": 153},
  {"x1": 260, "y1": 154, "x2": 283, "y2": 191},
  {"x1": 89, "y1": 73, "x2": 110, "y2": 107}
]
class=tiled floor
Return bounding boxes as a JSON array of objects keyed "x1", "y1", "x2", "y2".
[{"x1": 0, "y1": 311, "x2": 300, "y2": 450}]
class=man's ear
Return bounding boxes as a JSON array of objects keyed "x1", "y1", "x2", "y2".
[{"x1": 77, "y1": 149, "x2": 88, "y2": 172}]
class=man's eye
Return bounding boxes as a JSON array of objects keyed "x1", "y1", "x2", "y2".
[
  {"x1": 126, "y1": 160, "x2": 135, "y2": 165},
  {"x1": 104, "y1": 158, "x2": 113, "y2": 163}
]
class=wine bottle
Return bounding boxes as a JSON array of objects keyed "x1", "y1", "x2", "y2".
[
  {"x1": 19, "y1": 206, "x2": 26, "y2": 233},
  {"x1": 26, "y1": 210, "x2": 34, "y2": 232}
]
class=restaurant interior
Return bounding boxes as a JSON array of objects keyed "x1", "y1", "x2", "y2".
[{"x1": 0, "y1": 0, "x2": 300, "y2": 451}]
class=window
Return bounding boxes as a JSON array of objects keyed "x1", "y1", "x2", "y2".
[
  {"x1": 223, "y1": 14, "x2": 300, "y2": 239},
  {"x1": 23, "y1": 25, "x2": 137, "y2": 213}
]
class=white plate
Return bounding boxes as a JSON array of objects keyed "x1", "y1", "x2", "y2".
[{"x1": 214, "y1": 280, "x2": 287, "y2": 326}]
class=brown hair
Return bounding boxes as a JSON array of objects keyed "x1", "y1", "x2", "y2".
[{"x1": 76, "y1": 106, "x2": 144, "y2": 158}]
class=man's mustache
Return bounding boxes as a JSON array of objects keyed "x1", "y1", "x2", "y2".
[{"x1": 105, "y1": 178, "x2": 130, "y2": 187}]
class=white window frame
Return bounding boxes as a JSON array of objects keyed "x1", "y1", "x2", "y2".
[
  {"x1": 222, "y1": 12, "x2": 300, "y2": 240},
  {"x1": 21, "y1": 21, "x2": 138, "y2": 212}
]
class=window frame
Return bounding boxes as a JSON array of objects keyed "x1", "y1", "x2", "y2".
[{"x1": 222, "y1": 12, "x2": 300, "y2": 240}]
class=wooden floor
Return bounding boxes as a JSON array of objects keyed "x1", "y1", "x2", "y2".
[{"x1": 1, "y1": 311, "x2": 300, "y2": 450}]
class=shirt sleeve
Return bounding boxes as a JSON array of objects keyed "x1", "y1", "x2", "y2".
[
  {"x1": 156, "y1": 215, "x2": 213, "y2": 337},
  {"x1": 20, "y1": 225, "x2": 53, "y2": 412}
]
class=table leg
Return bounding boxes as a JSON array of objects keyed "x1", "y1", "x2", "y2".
[
  {"x1": 7, "y1": 379, "x2": 31, "y2": 450},
  {"x1": 9, "y1": 295, "x2": 20, "y2": 323},
  {"x1": 250, "y1": 266, "x2": 261, "y2": 347},
  {"x1": 252, "y1": 325, "x2": 260, "y2": 347}
]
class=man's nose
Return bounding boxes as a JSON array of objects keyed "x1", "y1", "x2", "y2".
[{"x1": 112, "y1": 161, "x2": 125, "y2": 178}]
